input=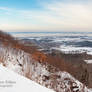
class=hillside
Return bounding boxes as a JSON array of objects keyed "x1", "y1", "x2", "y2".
[{"x1": 0, "y1": 30, "x2": 91, "y2": 92}]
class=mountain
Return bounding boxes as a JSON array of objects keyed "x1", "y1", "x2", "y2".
[{"x1": 0, "y1": 31, "x2": 92, "y2": 92}]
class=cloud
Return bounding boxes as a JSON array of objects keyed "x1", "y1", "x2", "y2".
[
  {"x1": 0, "y1": 7, "x2": 10, "y2": 11},
  {"x1": 0, "y1": 1, "x2": 92, "y2": 31}
]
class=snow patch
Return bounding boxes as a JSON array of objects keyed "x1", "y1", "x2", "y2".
[
  {"x1": 0, "y1": 65, "x2": 54, "y2": 92},
  {"x1": 52, "y1": 46, "x2": 92, "y2": 55},
  {"x1": 84, "y1": 60, "x2": 92, "y2": 64}
]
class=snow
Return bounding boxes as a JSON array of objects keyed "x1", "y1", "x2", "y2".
[
  {"x1": 0, "y1": 65, "x2": 54, "y2": 92},
  {"x1": 84, "y1": 60, "x2": 92, "y2": 64},
  {"x1": 52, "y1": 37, "x2": 81, "y2": 43},
  {"x1": 87, "y1": 52, "x2": 92, "y2": 55},
  {"x1": 0, "y1": 44, "x2": 92, "y2": 92},
  {"x1": 52, "y1": 46, "x2": 92, "y2": 55}
]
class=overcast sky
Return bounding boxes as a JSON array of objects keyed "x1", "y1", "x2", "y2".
[{"x1": 0, "y1": 0, "x2": 92, "y2": 32}]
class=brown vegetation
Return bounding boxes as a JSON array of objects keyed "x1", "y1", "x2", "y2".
[{"x1": 0, "y1": 30, "x2": 47, "y2": 62}]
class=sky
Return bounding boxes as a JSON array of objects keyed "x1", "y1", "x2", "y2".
[{"x1": 0, "y1": 0, "x2": 92, "y2": 32}]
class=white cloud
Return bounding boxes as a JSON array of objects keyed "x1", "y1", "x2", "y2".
[
  {"x1": 0, "y1": 7, "x2": 11, "y2": 11},
  {"x1": 0, "y1": 1, "x2": 92, "y2": 32}
]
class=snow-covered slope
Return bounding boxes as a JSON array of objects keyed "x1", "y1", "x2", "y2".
[
  {"x1": 0, "y1": 44, "x2": 91, "y2": 92},
  {"x1": 0, "y1": 65, "x2": 54, "y2": 92},
  {"x1": 0, "y1": 30, "x2": 91, "y2": 92}
]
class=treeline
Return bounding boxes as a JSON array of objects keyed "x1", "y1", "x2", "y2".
[{"x1": 46, "y1": 50, "x2": 89, "y2": 87}]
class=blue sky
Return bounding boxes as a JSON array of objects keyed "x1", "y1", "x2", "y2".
[
  {"x1": 0, "y1": 0, "x2": 42, "y2": 10},
  {"x1": 0, "y1": 0, "x2": 92, "y2": 32}
]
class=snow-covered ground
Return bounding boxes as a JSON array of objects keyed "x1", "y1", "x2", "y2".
[
  {"x1": 0, "y1": 65, "x2": 54, "y2": 92},
  {"x1": 9, "y1": 32, "x2": 92, "y2": 56},
  {"x1": 0, "y1": 42, "x2": 92, "y2": 92},
  {"x1": 52, "y1": 46, "x2": 92, "y2": 55},
  {"x1": 17, "y1": 33, "x2": 92, "y2": 55},
  {"x1": 84, "y1": 60, "x2": 92, "y2": 64}
]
